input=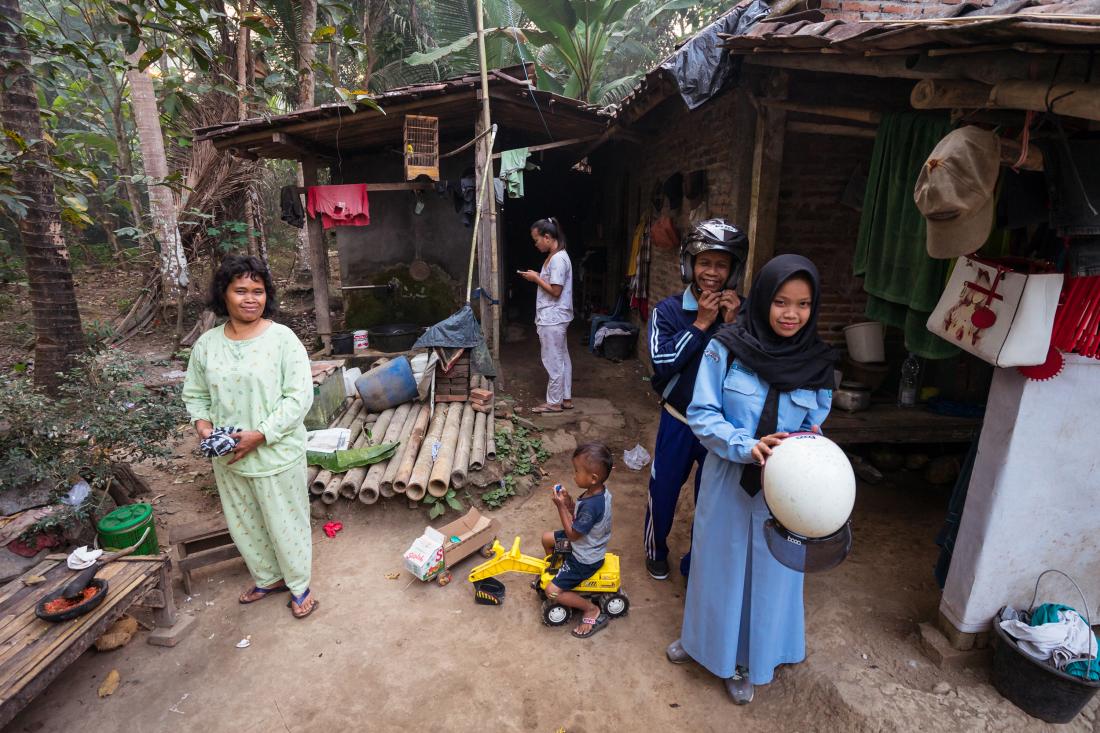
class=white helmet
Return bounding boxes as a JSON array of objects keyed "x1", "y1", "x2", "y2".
[
  {"x1": 762, "y1": 433, "x2": 856, "y2": 573},
  {"x1": 679, "y1": 218, "x2": 748, "y2": 290}
]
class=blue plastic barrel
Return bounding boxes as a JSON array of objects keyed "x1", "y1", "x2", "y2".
[{"x1": 355, "y1": 357, "x2": 418, "y2": 412}]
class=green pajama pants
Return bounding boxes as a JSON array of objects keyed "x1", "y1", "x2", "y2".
[{"x1": 212, "y1": 460, "x2": 312, "y2": 596}]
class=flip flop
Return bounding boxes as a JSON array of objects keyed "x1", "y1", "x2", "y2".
[
  {"x1": 562, "y1": 401, "x2": 574, "y2": 410},
  {"x1": 571, "y1": 612, "x2": 609, "y2": 639},
  {"x1": 287, "y1": 589, "x2": 320, "y2": 619},
  {"x1": 238, "y1": 583, "x2": 289, "y2": 605},
  {"x1": 531, "y1": 404, "x2": 564, "y2": 414}
]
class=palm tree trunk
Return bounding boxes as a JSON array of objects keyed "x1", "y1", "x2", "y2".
[
  {"x1": 0, "y1": 0, "x2": 85, "y2": 392},
  {"x1": 293, "y1": 0, "x2": 318, "y2": 282},
  {"x1": 125, "y1": 49, "x2": 190, "y2": 299}
]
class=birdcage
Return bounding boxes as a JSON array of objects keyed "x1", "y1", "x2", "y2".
[{"x1": 403, "y1": 115, "x2": 439, "y2": 181}]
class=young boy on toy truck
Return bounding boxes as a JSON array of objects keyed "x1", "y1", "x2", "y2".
[{"x1": 540, "y1": 442, "x2": 614, "y2": 639}]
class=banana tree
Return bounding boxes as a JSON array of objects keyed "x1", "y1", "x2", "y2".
[{"x1": 406, "y1": 0, "x2": 642, "y2": 104}]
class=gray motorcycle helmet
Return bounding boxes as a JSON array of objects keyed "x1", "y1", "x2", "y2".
[{"x1": 679, "y1": 218, "x2": 749, "y2": 290}]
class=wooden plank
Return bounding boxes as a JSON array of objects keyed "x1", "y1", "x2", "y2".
[
  {"x1": 0, "y1": 561, "x2": 59, "y2": 608},
  {"x1": 302, "y1": 154, "x2": 333, "y2": 350},
  {"x1": 169, "y1": 517, "x2": 230, "y2": 545},
  {"x1": 788, "y1": 121, "x2": 876, "y2": 138},
  {"x1": 744, "y1": 99, "x2": 786, "y2": 291},
  {"x1": 177, "y1": 543, "x2": 243, "y2": 573},
  {"x1": 823, "y1": 406, "x2": 982, "y2": 445},
  {"x1": 490, "y1": 134, "x2": 601, "y2": 159},
  {"x1": 0, "y1": 571, "x2": 160, "y2": 727},
  {"x1": 0, "y1": 562, "x2": 137, "y2": 666},
  {"x1": 0, "y1": 562, "x2": 158, "y2": 689}
]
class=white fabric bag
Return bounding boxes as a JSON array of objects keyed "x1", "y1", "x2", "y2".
[{"x1": 926, "y1": 257, "x2": 1063, "y2": 367}]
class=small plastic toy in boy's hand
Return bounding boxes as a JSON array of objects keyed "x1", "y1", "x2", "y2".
[{"x1": 553, "y1": 484, "x2": 563, "y2": 494}]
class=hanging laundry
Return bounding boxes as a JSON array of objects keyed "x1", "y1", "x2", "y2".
[
  {"x1": 306, "y1": 184, "x2": 370, "y2": 229},
  {"x1": 458, "y1": 172, "x2": 476, "y2": 227},
  {"x1": 630, "y1": 219, "x2": 652, "y2": 320},
  {"x1": 854, "y1": 112, "x2": 957, "y2": 359},
  {"x1": 499, "y1": 147, "x2": 530, "y2": 199},
  {"x1": 279, "y1": 185, "x2": 305, "y2": 228}
]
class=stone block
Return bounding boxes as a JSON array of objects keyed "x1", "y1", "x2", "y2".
[
  {"x1": 918, "y1": 621, "x2": 991, "y2": 670},
  {"x1": 147, "y1": 613, "x2": 197, "y2": 648}
]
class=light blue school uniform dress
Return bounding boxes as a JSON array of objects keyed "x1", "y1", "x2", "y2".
[{"x1": 681, "y1": 339, "x2": 833, "y2": 685}]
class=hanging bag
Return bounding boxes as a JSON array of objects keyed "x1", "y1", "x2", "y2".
[{"x1": 926, "y1": 256, "x2": 1064, "y2": 367}]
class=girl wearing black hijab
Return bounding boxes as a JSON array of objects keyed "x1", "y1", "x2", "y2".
[{"x1": 666, "y1": 255, "x2": 837, "y2": 704}]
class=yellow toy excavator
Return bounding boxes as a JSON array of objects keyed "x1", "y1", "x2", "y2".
[{"x1": 467, "y1": 536, "x2": 630, "y2": 626}]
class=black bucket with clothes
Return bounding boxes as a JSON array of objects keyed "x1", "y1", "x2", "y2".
[{"x1": 991, "y1": 613, "x2": 1100, "y2": 724}]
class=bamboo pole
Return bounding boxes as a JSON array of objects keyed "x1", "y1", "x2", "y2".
[
  {"x1": 335, "y1": 400, "x2": 364, "y2": 429},
  {"x1": 338, "y1": 431, "x2": 372, "y2": 499},
  {"x1": 911, "y1": 78, "x2": 1100, "y2": 124},
  {"x1": 321, "y1": 473, "x2": 342, "y2": 504},
  {"x1": 407, "y1": 403, "x2": 449, "y2": 501},
  {"x1": 311, "y1": 469, "x2": 333, "y2": 495},
  {"x1": 470, "y1": 410, "x2": 487, "y2": 472},
  {"x1": 359, "y1": 402, "x2": 412, "y2": 503},
  {"x1": 393, "y1": 404, "x2": 431, "y2": 493},
  {"x1": 428, "y1": 401, "x2": 464, "y2": 497},
  {"x1": 368, "y1": 407, "x2": 397, "y2": 446},
  {"x1": 486, "y1": 408, "x2": 496, "y2": 462},
  {"x1": 449, "y1": 404, "x2": 477, "y2": 488},
  {"x1": 381, "y1": 403, "x2": 424, "y2": 495}
]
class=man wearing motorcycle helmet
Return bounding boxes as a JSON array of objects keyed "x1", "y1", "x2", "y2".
[{"x1": 644, "y1": 219, "x2": 747, "y2": 580}]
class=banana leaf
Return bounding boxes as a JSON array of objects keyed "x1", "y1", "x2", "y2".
[{"x1": 307, "y1": 443, "x2": 399, "y2": 472}]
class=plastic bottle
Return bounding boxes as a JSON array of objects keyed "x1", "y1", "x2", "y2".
[{"x1": 897, "y1": 352, "x2": 921, "y2": 408}]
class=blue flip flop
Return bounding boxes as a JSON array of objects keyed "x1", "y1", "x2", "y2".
[
  {"x1": 287, "y1": 589, "x2": 320, "y2": 619},
  {"x1": 239, "y1": 584, "x2": 289, "y2": 604}
]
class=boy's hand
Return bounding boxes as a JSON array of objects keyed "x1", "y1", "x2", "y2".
[{"x1": 551, "y1": 485, "x2": 571, "y2": 509}]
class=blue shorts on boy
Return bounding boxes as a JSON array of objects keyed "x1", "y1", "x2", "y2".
[{"x1": 552, "y1": 489, "x2": 612, "y2": 590}]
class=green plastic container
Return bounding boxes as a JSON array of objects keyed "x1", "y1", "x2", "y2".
[{"x1": 97, "y1": 503, "x2": 159, "y2": 556}]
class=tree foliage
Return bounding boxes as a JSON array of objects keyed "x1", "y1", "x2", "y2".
[{"x1": 0, "y1": 350, "x2": 186, "y2": 521}]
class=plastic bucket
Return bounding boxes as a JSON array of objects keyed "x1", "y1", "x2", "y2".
[
  {"x1": 991, "y1": 616, "x2": 1099, "y2": 723},
  {"x1": 97, "y1": 503, "x2": 159, "y2": 556},
  {"x1": 355, "y1": 356, "x2": 418, "y2": 412},
  {"x1": 331, "y1": 332, "x2": 353, "y2": 355},
  {"x1": 991, "y1": 570, "x2": 1100, "y2": 724},
  {"x1": 352, "y1": 329, "x2": 369, "y2": 351},
  {"x1": 843, "y1": 322, "x2": 885, "y2": 363}
]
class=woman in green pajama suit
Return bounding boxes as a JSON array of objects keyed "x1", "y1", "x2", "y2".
[{"x1": 182, "y1": 255, "x2": 319, "y2": 619}]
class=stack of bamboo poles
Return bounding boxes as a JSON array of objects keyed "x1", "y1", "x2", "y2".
[{"x1": 306, "y1": 373, "x2": 497, "y2": 507}]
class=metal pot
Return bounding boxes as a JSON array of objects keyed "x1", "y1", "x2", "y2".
[{"x1": 833, "y1": 387, "x2": 871, "y2": 412}]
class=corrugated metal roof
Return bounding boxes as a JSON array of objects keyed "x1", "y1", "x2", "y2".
[
  {"x1": 721, "y1": 1, "x2": 1100, "y2": 54},
  {"x1": 195, "y1": 64, "x2": 608, "y2": 160}
]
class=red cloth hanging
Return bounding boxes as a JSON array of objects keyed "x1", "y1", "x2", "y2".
[{"x1": 306, "y1": 184, "x2": 370, "y2": 229}]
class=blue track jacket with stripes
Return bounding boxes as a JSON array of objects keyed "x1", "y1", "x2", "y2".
[{"x1": 649, "y1": 287, "x2": 723, "y2": 416}]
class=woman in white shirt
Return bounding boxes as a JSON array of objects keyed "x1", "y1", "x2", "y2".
[{"x1": 519, "y1": 217, "x2": 574, "y2": 413}]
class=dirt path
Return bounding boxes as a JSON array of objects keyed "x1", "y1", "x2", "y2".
[{"x1": 7, "y1": 327, "x2": 1098, "y2": 732}]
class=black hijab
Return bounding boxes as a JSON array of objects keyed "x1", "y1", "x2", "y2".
[{"x1": 714, "y1": 254, "x2": 837, "y2": 392}]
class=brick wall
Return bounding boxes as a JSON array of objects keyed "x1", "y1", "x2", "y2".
[
  {"x1": 819, "y1": 0, "x2": 996, "y2": 21},
  {"x1": 601, "y1": 88, "x2": 873, "y2": 362},
  {"x1": 775, "y1": 130, "x2": 871, "y2": 347}
]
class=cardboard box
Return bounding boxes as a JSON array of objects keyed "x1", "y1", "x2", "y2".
[
  {"x1": 404, "y1": 508, "x2": 500, "y2": 581},
  {"x1": 403, "y1": 527, "x2": 446, "y2": 581},
  {"x1": 438, "y1": 507, "x2": 500, "y2": 567}
]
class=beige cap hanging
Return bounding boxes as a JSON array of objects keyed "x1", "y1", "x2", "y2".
[{"x1": 914, "y1": 126, "x2": 1001, "y2": 259}]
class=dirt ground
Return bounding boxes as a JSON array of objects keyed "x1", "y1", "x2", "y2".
[{"x1": 3, "y1": 276, "x2": 1098, "y2": 732}]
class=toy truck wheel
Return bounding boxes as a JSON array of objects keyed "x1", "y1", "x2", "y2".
[
  {"x1": 437, "y1": 570, "x2": 453, "y2": 586},
  {"x1": 541, "y1": 600, "x2": 571, "y2": 627},
  {"x1": 602, "y1": 592, "x2": 630, "y2": 618},
  {"x1": 480, "y1": 543, "x2": 495, "y2": 559}
]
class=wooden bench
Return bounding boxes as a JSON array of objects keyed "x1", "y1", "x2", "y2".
[
  {"x1": 823, "y1": 403, "x2": 983, "y2": 445},
  {"x1": 0, "y1": 555, "x2": 175, "y2": 727},
  {"x1": 170, "y1": 519, "x2": 242, "y2": 596}
]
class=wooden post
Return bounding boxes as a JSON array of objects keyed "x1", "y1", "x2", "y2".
[
  {"x1": 744, "y1": 104, "x2": 786, "y2": 291},
  {"x1": 152, "y1": 559, "x2": 177, "y2": 627},
  {"x1": 474, "y1": 118, "x2": 496, "y2": 358},
  {"x1": 300, "y1": 155, "x2": 332, "y2": 351}
]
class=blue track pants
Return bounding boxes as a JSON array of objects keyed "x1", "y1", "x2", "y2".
[{"x1": 643, "y1": 409, "x2": 707, "y2": 573}]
